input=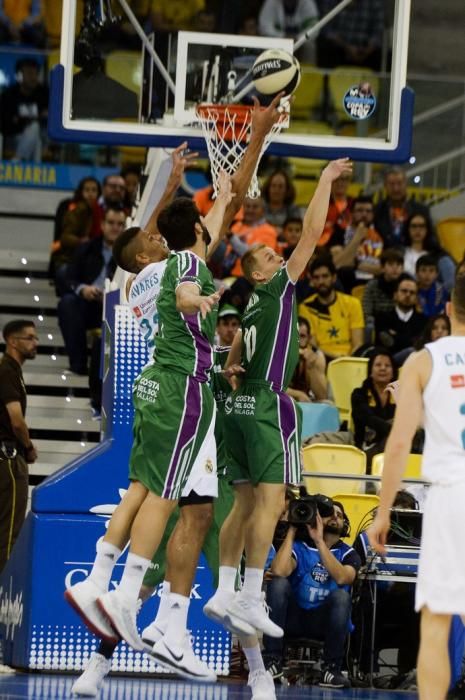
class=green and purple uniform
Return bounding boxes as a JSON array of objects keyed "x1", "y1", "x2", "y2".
[
  {"x1": 129, "y1": 250, "x2": 217, "y2": 500},
  {"x1": 224, "y1": 264, "x2": 302, "y2": 485}
]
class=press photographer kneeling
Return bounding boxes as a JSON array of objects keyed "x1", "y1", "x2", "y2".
[{"x1": 263, "y1": 492, "x2": 361, "y2": 689}]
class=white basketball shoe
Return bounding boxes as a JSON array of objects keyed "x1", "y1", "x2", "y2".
[
  {"x1": 64, "y1": 580, "x2": 119, "y2": 644},
  {"x1": 71, "y1": 653, "x2": 111, "y2": 696}
]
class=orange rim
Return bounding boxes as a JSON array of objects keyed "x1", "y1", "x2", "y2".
[{"x1": 196, "y1": 103, "x2": 256, "y2": 142}]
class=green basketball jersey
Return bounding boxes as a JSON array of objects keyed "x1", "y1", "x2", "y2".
[
  {"x1": 241, "y1": 264, "x2": 299, "y2": 391},
  {"x1": 154, "y1": 251, "x2": 217, "y2": 382}
]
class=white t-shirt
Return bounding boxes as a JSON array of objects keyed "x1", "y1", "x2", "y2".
[
  {"x1": 422, "y1": 335, "x2": 465, "y2": 484},
  {"x1": 127, "y1": 260, "x2": 167, "y2": 350}
]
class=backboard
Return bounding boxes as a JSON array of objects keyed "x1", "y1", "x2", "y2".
[{"x1": 49, "y1": 0, "x2": 414, "y2": 163}]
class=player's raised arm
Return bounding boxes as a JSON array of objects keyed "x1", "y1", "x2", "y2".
[
  {"x1": 287, "y1": 159, "x2": 352, "y2": 283},
  {"x1": 145, "y1": 142, "x2": 198, "y2": 236},
  {"x1": 367, "y1": 350, "x2": 429, "y2": 554},
  {"x1": 176, "y1": 282, "x2": 222, "y2": 319},
  {"x1": 203, "y1": 171, "x2": 235, "y2": 254}
]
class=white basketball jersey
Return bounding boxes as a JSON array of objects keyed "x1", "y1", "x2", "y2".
[
  {"x1": 422, "y1": 336, "x2": 465, "y2": 484},
  {"x1": 127, "y1": 260, "x2": 167, "y2": 350}
]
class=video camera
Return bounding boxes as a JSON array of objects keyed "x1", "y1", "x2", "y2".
[{"x1": 288, "y1": 489, "x2": 335, "y2": 528}]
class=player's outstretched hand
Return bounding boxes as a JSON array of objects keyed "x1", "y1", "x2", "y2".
[
  {"x1": 366, "y1": 511, "x2": 391, "y2": 556},
  {"x1": 198, "y1": 289, "x2": 223, "y2": 319},
  {"x1": 222, "y1": 364, "x2": 246, "y2": 378},
  {"x1": 170, "y1": 141, "x2": 199, "y2": 186},
  {"x1": 251, "y1": 92, "x2": 286, "y2": 135},
  {"x1": 322, "y1": 158, "x2": 353, "y2": 183},
  {"x1": 216, "y1": 170, "x2": 236, "y2": 205}
]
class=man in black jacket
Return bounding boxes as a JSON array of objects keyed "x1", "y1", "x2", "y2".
[
  {"x1": 374, "y1": 167, "x2": 432, "y2": 248},
  {"x1": 57, "y1": 206, "x2": 125, "y2": 375},
  {"x1": 375, "y1": 275, "x2": 427, "y2": 364}
]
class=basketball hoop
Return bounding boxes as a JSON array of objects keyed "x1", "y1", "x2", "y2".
[{"x1": 195, "y1": 102, "x2": 289, "y2": 199}]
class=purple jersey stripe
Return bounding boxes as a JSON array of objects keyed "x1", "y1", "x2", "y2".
[
  {"x1": 163, "y1": 377, "x2": 201, "y2": 498},
  {"x1": 183, "y1": 312, "x2": 214, "y2": 381},
  {"x1": 278, "y1": 392, "x2": 298, "y2": 483},
  {"x1": 267, "y1": 282, "x2": 294, "y2": 389}
]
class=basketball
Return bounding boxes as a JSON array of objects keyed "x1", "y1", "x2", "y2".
[{"x1": 252, "y1": 49, "x2": 301, "y2": 96}]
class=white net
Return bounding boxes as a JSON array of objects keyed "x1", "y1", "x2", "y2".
[{"x1": 195, "y1": 103, "x2": 289, "y2": 199}]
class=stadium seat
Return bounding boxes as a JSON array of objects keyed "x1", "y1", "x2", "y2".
[
  {"x1": 302, "y1": 443, "x2": 367, "y2": 496},
  {"x1": 291, "y1": 65, "x2": 325, "y2": 119},
  {"x1": 351, "y1": 284, "x2": 366, "y2": 303},
  {"x1": 436, "y1": 217, "x2": 465, "y2": 263},
  {"x1": 105, "y1": 50, "x2": 142, "y2": 95},
  {"x1": 371, "y1": 452, "x2": 422, "y2": 480},
  {"x1": 327, "y1": 357, "x2": 369, "y2": 426},
  {"x1": 299, "y1": 402, "x2": 340, "y2": 439},
  {"x1": 331, "y1": 493, "x2": 380, "y2": 544},
  {"x1": 328, "y1": 66, "x2": 379, "y2": 124}
]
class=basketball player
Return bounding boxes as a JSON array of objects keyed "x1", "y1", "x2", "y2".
[
  {"x1": 66, "y1": 95, "x2": 284, "y2": 685},
  {"x1": 204, "y1": 158, "x2": 353, "y2": 639},
  {"x1": 368, "y1": 272, "x2": 465, "y2": 700}
]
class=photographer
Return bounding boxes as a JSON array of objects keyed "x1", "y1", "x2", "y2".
[{"x1": 263, "y1": 496, "x2": 361, "y2": 688}]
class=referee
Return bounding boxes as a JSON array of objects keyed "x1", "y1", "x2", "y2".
[{"x1": 0, "y1": 319, "x2": 38, "y2": 572}]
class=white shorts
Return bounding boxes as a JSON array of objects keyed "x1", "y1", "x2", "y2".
[
  {"x1": 415, "y1": 481, "x2": 465, "y2": 615},
  {"x1": 181, "y1": 411, "x2": 218, "y2": 499}
]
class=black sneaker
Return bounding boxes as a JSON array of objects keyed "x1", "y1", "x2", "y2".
[
  {"x1": 319, "y1": 667, "x2": 351, "y2": 688},
  {"x1": 265, "y1": 657, "x2": 283, "y2": 680}
]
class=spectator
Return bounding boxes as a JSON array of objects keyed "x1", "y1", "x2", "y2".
[
  {"x1": 375, "y1": 274, "x2": 427, "y2": 364},
  {"x1": 374, "y1": 166, "x2": 432, "y2": 248},
  {"x1": 121, "y1": 164, "x2": 141, "y2": 209},
  {"x1": 239, "y1": 12, "x2": 259, "y2": 35},
  {"x1": 318, "y1": 171, "x2": 353, "y2": 249},
  {"x1": 330, "y1": 195, "x2": 383, "y2": 291},
  {"x1": 415, "y1": 255, "x2": 448, "y2": 318},
  {"x1": 415, "y1": 312, "x2": 451, "y2": 351},
  {"x1": 316, "y1": 0, "x2": 384, "y2": 71},
  {"x1": 351, "y1": 349, "x2": 397, "y2": 464},
  {"x1": 362, "y1": 248, "x2": 404, "y2": 341},
  {"x1": 263, "y1": 496, "x2": 361, "y2": 688},
  {"x1": 298, "y1": 257, "x2": 364, "y2": 360},
  {"x1": 261, "y1": 169, "x2": 302, "y2": 232},
  {"x1": 215, "y1": 304, "x2": 241, "y2": 347},
  {"x1": 288, "y1": 317, "x2": 327, "y2": 402},
  {"x1": 0, "y1": 0, "x2": 46, "y2": 46},
  {"x1": 52, "y1": 178, "x2": 103, "y2": 286},
  {"x1": 280, "y1": 216, "x2": 303, "y2": 259},
  {"x1": 1, "y1": 58, "x2": 48, "y2": 162},
  {"x1": 401, "y1": 212, "x2": 456, "y2": 292},
  {"x1": 0, "y1": 320, "x2": 38, "y2": 572},
  {"x1": 57, "y1": 207, "x2": 126, "y2": 377},
  {"x1": 258, "y1": 0, "x2": 318, "y2": 60},
  {"x1": 227, "y1": 197, "x2": 279, "y2": 277}
]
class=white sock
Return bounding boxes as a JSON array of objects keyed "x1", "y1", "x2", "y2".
[
  {"x1": 88, "y1": 540, "x2": 121, "y2": 591},
  {"x1": 218, "y1": 566, "x2": 237, "y2": 593},
  {"x1": 117, "y1": 553, "x2": 151, "y2": 602},
  {"x1": 163, "y1": 593, "x2": 189, "y2": 647},
  {"x1": 242, "y1": 568, "x2": 263, "y2": 600},
  {"x1": 243, "y1": 642, "x2": 265, "y2": 674},
  {"x1": 153, "y1": 580, "x2": 171, "y2": 629}
]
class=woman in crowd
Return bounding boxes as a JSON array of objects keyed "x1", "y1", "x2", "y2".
[
  {"x1": 351, "y1": 349, "x2": 398, "y2": 468},
  {"x1": 401, "y1": 212, "x2": 456, "y2": 291},
  {"x1": 415, "y1": 312, "x2": 451, "y2": 350},
  {"x1": 261, "y1": 169, "x2": 301, "y2": 231}
]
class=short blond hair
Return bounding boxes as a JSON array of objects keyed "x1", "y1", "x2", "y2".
[{"x1": 241, "y1": 244, "x2": 266, "y2": 285}]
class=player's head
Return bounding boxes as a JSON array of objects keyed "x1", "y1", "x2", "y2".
[
  {"x1": 450, "y1": 272, "x2": 465, "y2": 326},
  {"x1": 241, "y1": 244, "x2": 283, "y2": 285},
  {"x1": 112, "y1": 226, "x2": 169, "y2": 273},
  {"x1": 157, "y1": 197, "x2": 210, "y2": 251},
  {"x1": 216, "y1": 305, "x2": 241, "y2": 345}
]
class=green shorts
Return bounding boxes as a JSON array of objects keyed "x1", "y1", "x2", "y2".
[
  {"x1": 224, "y1": 383, "x2": 302, "y2": 485},
  {"x1": 129, "y1": 366, "x2": 215, "y2": 500}
]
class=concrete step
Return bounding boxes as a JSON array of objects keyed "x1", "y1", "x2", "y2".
[
  {"x1": 28, "y1": 395, "x2": 91, "y2": 410},
  {"x1": 28, "y1": 414, "x2": 98, "y2": 432},
  {"x1": 0, "y1": 277, "x2": 55, "y2": 292},
  {"x1": 0, "y1": 312, "x2": 61, "y2": 336},
  {"x1": 33, "y1": 438, "x2": 95, "y2": 453},
  {"x1": 0, "y1": 289, "x2": 58, "y2": 309},
  {"x1": 24, "y1": 370, "x2": 88, "y2": 390},
  {"x1": 0, "y1": 249, "x2": 49, "y2": 272},
  {"x1": 27, "y1": 354, "x2": 69, "y2": 371}
]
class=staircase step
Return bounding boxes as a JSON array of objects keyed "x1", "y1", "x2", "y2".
[
  {"x1": 28, "y1": 415, "x2": 98, "y2": 432},
  {"x1": 28, "y1": 395, "x2": 91, "y2": 410},
  {"x1": 0, "y1": 249, "x2": 49, "y2": 272},
  {"x1": 24, "y1": 371, "x2": 89, "y2": 389}
]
